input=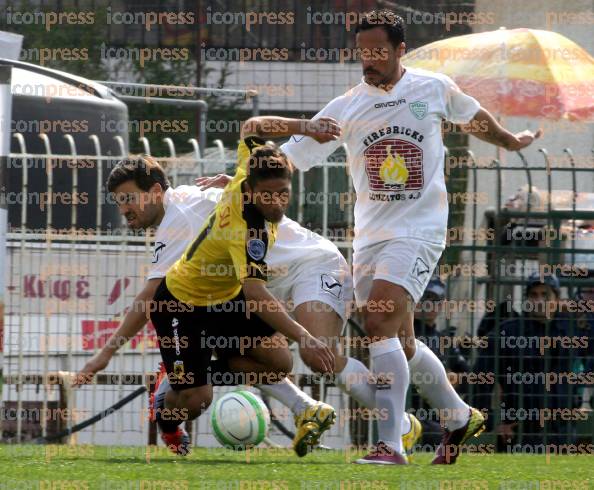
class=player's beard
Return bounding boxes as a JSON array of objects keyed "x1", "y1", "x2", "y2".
[
  {"x1": 125, "y1": 212, "x2": 139, "y2": 228},
  {"x1": 125, "y1": 210, "x2": 155, "y2": 230},
  {"x1": 363, "y1": 62, "x2": 400, "y2": 88},
  {"x1": 266, "y1": 209, "x2": 285, "y2": 223},
  {"x1": 364, "y1": 68, "x2": 389, "y2": 87}
]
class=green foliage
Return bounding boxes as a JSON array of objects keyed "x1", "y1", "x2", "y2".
[
  {"x1": 1, "y1": 3, "x2": 110, "y2": 80},
  {"x1": 1, "y1": 2, "x2": 246, "y2": 154}
]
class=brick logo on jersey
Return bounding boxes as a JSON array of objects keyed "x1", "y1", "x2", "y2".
[
  {"x1": 364, "y1": 138, "x2": 423, "y2": 192},
  {"x1": 409, "y1": 100, "x2": 428, "y2": 120}
]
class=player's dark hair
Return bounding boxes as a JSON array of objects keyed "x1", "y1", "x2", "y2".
[
  {"x1": 107, "y1": 155, "x2": 170, "y2": 193},
  {"x1": 246, "y1": 145, "x2": 293, "y2": 188},
  {"x1": 355, "y1": 9, "x2": 406, "y2": 47}
]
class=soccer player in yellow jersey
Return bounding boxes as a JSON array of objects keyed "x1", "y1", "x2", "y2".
[{"x1": 149, "y1": 119, "x2": 338, "y2": 455}]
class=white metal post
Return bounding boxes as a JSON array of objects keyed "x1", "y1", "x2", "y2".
[{"x1": 0, "y1": 62, "x2": 13, "y2": 439}]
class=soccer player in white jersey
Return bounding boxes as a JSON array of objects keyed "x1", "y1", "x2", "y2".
[
  {"x1": 277, "y1": 10, "x2": 542, "y2": 464},
  {"x1": 74, "y1": 156, "x2": 338, "y2": 456},
  {"x1": 76, "y1": 152, "x2": 425, "y2": 457}
]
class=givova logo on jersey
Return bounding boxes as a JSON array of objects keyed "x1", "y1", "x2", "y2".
[{"x1": 363, "y1": 138, "x2": 423, "y2": 192}]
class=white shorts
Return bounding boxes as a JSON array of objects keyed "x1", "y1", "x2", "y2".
[
  {"x1": 353, "y1": 238, "x2": 445, "y2": 306},
  {"x1": 268, "y1": 253, "x2": 353, "y2": 325}
]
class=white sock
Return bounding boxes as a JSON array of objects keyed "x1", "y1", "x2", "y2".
[
  {"x1": 335, "y1": 357, "x2": 376, "y2": 408},
  {"x1": 256, "y1": 377, "x2": 316, "y2": 416},
  {"x1": 408, "y1": 339, "x2": 470, "y2": 430},
  {"x1": 369, "y1": 338, "x2": 408, "y2": 454},
  {"x1": 335, "y1": 357, "x2": 414, "y2": 436},
  {"x1": 401, "y1": 412, "x2": 411, "y2": 434}
]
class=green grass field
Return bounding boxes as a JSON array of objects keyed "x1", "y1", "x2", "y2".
[{"x1": 1, "y1": 445, "x2": 593, "y2": 489}]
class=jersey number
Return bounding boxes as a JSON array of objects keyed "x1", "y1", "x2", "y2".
[{"x1": 186, "y1": 212, "x2": 216, "y2": 261}]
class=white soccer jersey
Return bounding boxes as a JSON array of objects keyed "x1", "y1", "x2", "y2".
[
  {"x1": 266, "y1": 216, "x2": 339, "y2": 270},
  {"x1": 146, "y1": 185, "x2": 223, "y2": 280},
  {"x1": 281, "y1": 67, "x2": 481, "y2": 251},
  {"x1": 147, "y1": 185, "x2": 342, "y2": 280}
]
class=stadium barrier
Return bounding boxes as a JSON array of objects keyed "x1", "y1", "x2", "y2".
[
  {"x1": 1, "y1": 132, "x2": 593, "y2": 450},
  {"x1": 0, "y1": 132, "x2": 355, "y2": 449},
  {"x1": 442, "y1": 149, "x2": 594, "y2": 449}
]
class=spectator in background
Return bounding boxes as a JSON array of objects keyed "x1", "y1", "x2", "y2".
[
  {"x1": 414, "y1": 278, "x2": 472, "y2": 374},
  {"x1": 410, "y1": 277, "x2": 473, "y2": 445},
  {"x1": 572, "y1": 282, "x2": 594, "y2": 413},
  {"x1": 477, "y1": 297, "x2": 519, "y2": 338},
  {"x1": 473, "y1": 273, "x2": 591, "y2": 449}
]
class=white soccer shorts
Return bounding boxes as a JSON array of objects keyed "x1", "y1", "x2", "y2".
[
  {"x1": 268, "y1": 253, "x2": 353, "y2": 325},
  {"x1": 353, "y1": 238, "x2": 445, "y2": 306}
]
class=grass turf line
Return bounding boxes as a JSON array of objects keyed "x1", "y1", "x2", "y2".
[{"x1": 0, "y1": 445, "x2": 592, "y2": 489}]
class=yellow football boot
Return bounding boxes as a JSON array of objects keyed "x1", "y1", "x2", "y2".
[
  {"x1": 293, "y1": 401, "x2": 336, "y2": 457},
  {"x1": 402, "y1": 413, "x2": 423, "y2": 461},
  {"x1": 432, "y1": 407, "x2": 486, "y2": 464}
]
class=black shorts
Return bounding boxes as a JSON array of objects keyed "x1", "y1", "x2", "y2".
[{"x1": 149, "y1": 279, "x2": 277, "y2": 391}]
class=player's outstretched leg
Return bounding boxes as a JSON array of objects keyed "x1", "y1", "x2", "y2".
[
  {"x1": 336, "y1": 336, "x2": 483, "y2": 463},
  {"x1": 149, "y1": 363, "x2": 191, "y2": 455},
  {"x1": 229, "y1": 331, "x2": 335, "y2": 457},
  {"x1": 407, "y1": 340, "x2": 485, "y2": 464},
  {"x1": 149, "y1": 362, "x2": 213, "y2": 456},
  {"x1": 255, "y1": 377, "x2": 335, "y2": 457},
  {"x1": 294, "y1": 300, "x2": 426, "y2": 459}
]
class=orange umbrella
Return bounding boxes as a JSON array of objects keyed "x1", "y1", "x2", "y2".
[{"x1": 402, "y1": 27, "x2": 594, "y2": 121}]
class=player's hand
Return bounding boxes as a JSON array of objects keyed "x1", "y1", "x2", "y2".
[
  {"x1": 73, "y1": 351, "x2": 111, "y2": 387},
  {"x1": 304, "y1": 117, "x2": 341, "y2": 144},
  {"x1": 299, "y1": 335, "x2": 335, "y2": 374},
  {"x1": 195, "y1": 174, "x2": 232, "y2": 190},
  {"x1": 506, "y1": 129, "x2": 542, "y2": 151}
]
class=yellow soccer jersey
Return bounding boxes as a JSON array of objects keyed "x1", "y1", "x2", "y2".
[{"x1": 165, "y1": 136, "x2": 277, "y2": 306}]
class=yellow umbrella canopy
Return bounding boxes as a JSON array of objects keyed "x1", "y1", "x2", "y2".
[{"x1": 402, "y1": 28, "x2": 594, "y2": 121}]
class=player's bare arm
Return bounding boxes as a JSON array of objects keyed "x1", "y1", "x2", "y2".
[
  {"x1": 242, "y1": 278, "x2": 335, "y2": 373},
  {"x1": 464, "y1": 107, "x2": 543, "y2": 151},
  {"x1": 195, "y1": 173, "x2": 232, "y2": 190},
  {"x1": 73, "y1": 277, "x2": 162, "y2": 386},
  {"x1": 196, "y1": 116, "x2": 341, "y2": 191},
  {"x1": 196, "y1": 119, "x2": 340, "y2": 187},
  {"x1": 241, "y1": 116, "x2": 341, "y2": 143}
]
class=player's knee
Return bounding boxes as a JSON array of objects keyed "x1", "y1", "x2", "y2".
[
  {"x1": 179, "y1": 388, "x2": 212, "y2": 418},
  {"x1": 278, "y1": 350, "x2": 293, "y2": 374},
  {"x1": 364, "y1": 312, "x2": 396, "y2": 337},
  {"x1": 269, "y1": 349, "x2": 293, "y2": 375}
]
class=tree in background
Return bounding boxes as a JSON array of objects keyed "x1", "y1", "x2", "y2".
[{"x1": 1, "y1": 2, "x2": 246, "y2": 155}]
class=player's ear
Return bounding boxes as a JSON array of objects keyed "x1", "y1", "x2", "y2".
[
  {"x1": 149, "y1": 182, "x2": 164, "y2": 195},
  {"x1": 243, "y1": 179, "x2": 254, "y2": 194}
]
